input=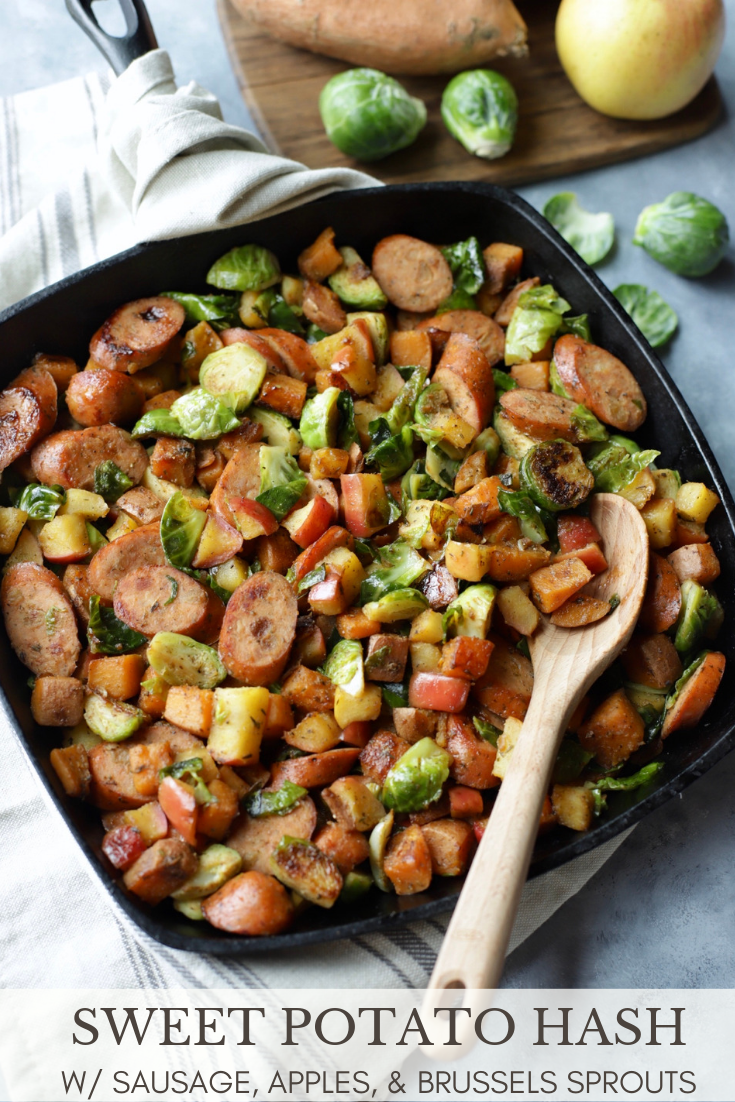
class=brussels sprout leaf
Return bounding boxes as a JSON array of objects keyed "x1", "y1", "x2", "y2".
[
  {"x1": 570, "y1": 404, "x2": 608, "y2": 442},
  {"x1": 244, "y1": 780, "x2": 308, "y2": 818},
  {"x1": 436, "y1": 289, "x2": 477, "y2": 315},
  {"x1": 560, "y1": 314, "x2": 592, "y2": 341},
  {"x1": 504, "y1": 284, "x2": 570, "y2": 366},
  {"x1": 268, "y1": 294, "x2": 306, "y2": 336},
  {"x1": 440, "y1": 237, "x2": 486, "y2": 295},
  {"x1": 16, "y1": 483, "x2": 66, "y2": 520},
  {"x1": 543, "y1": 192, "x2": 615, "y2": 266},
  {"x1": 94, "y1": 461, "x2": 133, "y2": 503},
  {"x1": 88, "y1": 595, "x2": 147, "y2": 655},
  {"x1": 131, "y1": 407, "x2": 185, "y2": 439},
  {"x1": 359, "y1": 540, "x2": 427, "y2": 604},
  {"x1": 161, "y1": 291, "x2": 239, "y2": 329},
  {"x1": 473, "y1": 717, "x2": 501, "y2": 746},
  {"x1": 206, "y1": 244, "x2": 281, "y2": 292},
  {"x1": 382, "y1": 738, "x2": 452, "y2": 813},
  {"x1": 493, "y1": 368, "x2": 517, "y2": 395},
  {"x1": 498, "y1": 489, "x2": 549, "y2": 544},
  {"x1": 613, "y1": 284, "x2": 678, "y2": 349},
  {"x1": 321, "y1": 639, "x2": 364, "y2": 696},
  {"x1": 160, "y1": 491, "x2": 207, "y2": 570},
  {"x1": 337, "y1": 391, "x2": 359, "y2": 449},
  {"x1": 171, "y1": 389, "x2": 240, "y2": 440},
  {"x1": 256, "y1": 445, "x2": 308, "y2": 521}
]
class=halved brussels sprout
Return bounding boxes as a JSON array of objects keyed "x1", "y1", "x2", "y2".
[
  {"x1": 148, "y1": 631, "x2": 227, "y2": 689},
  {"x1": 170, "y1": 388, "x2": 241, "y2": 439},
  {"x1": 161, "y1": 291, "x2": 239, "y2": 328},
  {"x1": 369, "y1": 811, "x2": 394, "y2": 893},
  {"x1": 84, "y1": 693, "x2": 147, "y2": 743},
  {"x1": 633, "y1": 191, "x2": 729, "y2": 278},
  {"x1": 363, "y1": 588, "x2": 429, "y2": 623},
  {"x1": 360, "y1": 539, "x2": 429, "y2": 604},
  {"x1": 206, "y1": 244, "x2": 281, "y2": 292},
  {"x1": 321, "y1": 639, "x2": 365, "y2": 697},
  {"x1": 271, "y1": 836, "x2": 343, "y2": 908},
  {"x1": 400, "y1": 460, "x2": 450, "y2": 505},
  {"x1": 613, "y1": 284, "x2": 678, "y2": 349},
  {"x1": 160, "y1": 491, "x2": 207, "y2": 570},
  {"x1": 171, "y1": 844, "x2": 243, "y2": 901},
  {"x1": 543, "y1": 193, "x2": 615, "y2": 266},
  {"x1": 504, "y1": 284, "x2": 571, "y2": 366},
  {"x1": 443, "y1": 584, "x2": 496, "y2": 639},
  {"x1": 338, "y1": 870, "x2": 373, "y2": 904},
  {"x1": 493, "y1": 408, "x2": 536, "y2": 459},
  {"x1": 520, "y1": 440, "x2": 594, "y2": 512},
  {"x1": 674, "y1": 581, "x2": 723, "y2": 655},
  {"x1": 94, "y1": 461, "x2": 133, "y2": 503},
  {"x1": 381, "y1": 738, "x2": 452, "y2": 813},
  {"x1": 256, "y1": 445, "x2": 308, "y2": 521},
  {"x1": 441, "y1": 69, "x2": 518, "y2": 160},
  {"x1": 319, "y1": 68, "x2": 427, "y2": 162},
  {"x1": 299, "y1": 387, "x2": 341, "y2": 450},
  {"x1": 346, "y1": 311, "x2": 389, "y2": 365},
  {"x1": 425, "y1": 445, "x2": 461, "y2": 492},
  {"x1": 249, "y1": 407, "x2": 301, "y2": 454},
  {"x1": 199, "y1": 343, "x2": 268, "y2": 413},
  {"x1": 329, "y1": 247, "x2": 388, "y2": 309},
  {"x1": 365, "y1": 422, "x2": 415, "y2": 482}
]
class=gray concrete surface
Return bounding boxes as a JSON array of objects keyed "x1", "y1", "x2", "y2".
[{"x1": 1, "y1": 0, "x2": 733, "y2": 1003}]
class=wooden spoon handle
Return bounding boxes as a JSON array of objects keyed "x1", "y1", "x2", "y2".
[{"x1": 427, "y1": 680, "x2": 581, "y2": 992}]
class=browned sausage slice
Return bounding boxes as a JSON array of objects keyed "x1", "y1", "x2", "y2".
[
  {"x1": 202, "y1": 871, "x2": 295, "y2": 936},
  {"x1": 218, "y1": 571, "x2": 297, "y2": 685},
  {"x1": 372, "y1": 235, "x2": 453, "y2": 313},
  {"x1": 433, "y1": 333, "x2": 496, "y2": 434},
  {"x1": 9, "y1": 365, "x2": 58, "y2": 430},
  {"x1": 89, "y1": 743, "x2": 153, "y2": 810},
  {"x1": 302, "y1": 282, "x2": 347, "y2": 335},
  {"x1": 494, "y1": 277, "x2": 541, "y2": 327},
  {"x1": 227, "y1": 797, "x2": 317, "y2": 873},
  {"x1": 0, "y1": 387, "x2": 55, "y2": 472},
  {"x1": 220, "y1": 328, "x2": 286, "y2": 373},
  {"x1": 1, "y1": 563, "x2": 81, "y2": 677},
  {"x1": 123, "y1": 837, "x2": 198, "y2": 904},
  {"x1": 417, "y1": 309, "x2": 505, "y2": 366},
  {"x1": 553, "y1": 334, "x2": 647, "y2": 432},
  {"x1": 257, "y1": 329, "x2": 318, "y2": 383},
  {"x1": 31, "y1": 425, "x2": 148, "y2": 490},
  {"x1": 66, "y1": 368, "x2": 144, "y2": 427},
  {"x1": 210, "y1": 443, "x2": 262, "y2": 528},
  {"x1": 129, "y1": 718, "x2": 203, "y2": 755},
  {"x1": 499, "y1": 388, "x2": 580, "y2": 443},
  {"x1": 113, "y1": 566, "x2": 213, "y2": 639},
  {"x1": 88, "y1": 522, "x2": 166, "y2": 601},
  {"x1": 89, "y1": 296, "x2": 186, "y2": 373}
]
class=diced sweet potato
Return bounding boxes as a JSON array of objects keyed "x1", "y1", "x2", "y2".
[
  {"x1": 639, "y1": 552, "x2": 682, "y2": 633},
  {"x1": 31, "y1": 676, "x2": 84, "y2": 727},
  {"x1": 483, "y1": 243, "x2": 524, "y2": 295},
  {"x1": 282, "y1": 664, "x2": 335, "y2": 713},
  {"x1": 359, "y1": 730, "x2": 410, "y2": 784},
  {"x1": 197, "y1": 778, "x2": 239, "y2": 841},
  {"x1": 310, "y1": 447, "x2": 350, "y2": 480},
  {"x1": 449, "y1": 785, "x2": 484, "y2": 819},
  {"x1": 88, "y1": 654, "x2": 147, "y2": 701},
  {"x1": 129, "y1": 741, "x2": 174, "y2": 796},
  {"x1": 421, "y1": 818, "x2": 476, "y2": 876},
  {"x1": 621, "y1": 633, "x2": 682, "y2": 691},
  {"x1": 365, "y1": 633, "x2": 410, "y2": 682},
  {"x1": 389, "y1": 329, "x2": 433, "y2": 371},
  {"x1": 538, "y1": 794, "x2": 557, "y2": 832},
  {"x1": 138, "y1": 667, "x2": 170, "y2": 718},
  {"x1": 298, "y1": 227, "x2": 342, "y2": 283},
  {"x1": 496, "y1": 585, "x2": 539, "y2": 635},
  {"x1": 554, "y1": 542, "x2": 609, "y2": 576},
  {"x1": 284, "y1": 712, "x2": 342, "y2": 753},
  {"x1": 336, "y1": 607, "x2": 381, "y2": 639},
  {"x1": 550, "y1": 595, "x2": 611, "y2": 628},
  {"x1": 529, "y1": 557, "x2": 593, "y2": 614},
  {"x1": 482, "y1": 541, "x2": 552, "y2": 584},
  {"x1": 50, "y1": 744, "x2": 91, "y2": 799},
  {"x1": 123, "y1": 837, "x2": 198, "y2": 905},
  {"x1": 269, "y1": 747, "x2": 361, "y2": 789},
  {"x1": 163, "y1": 686, "x2": 214, "y2": 738},
  {"x1": 292, "y1": 620, "x2": 327, "y2": 669},
  {"x1": 578, "y1": 689, "x2": 645, "y2": 769},
  {"x1": 255, "y1": 528, "x2": 299, "y2": 574},
  {"x1": 552, "y1": 785, "x2": 595, "y2": 831},
  {"x1": 670, "y1": 516, "x2": 710, "y2": 549},
  {"x1": 667, "y1": 543, "x2": 721, "y2": 587},
  {"x1": 509, "y1": 361, "x2": 549, "y2": 390},
  {"x1": 440, "y1": 636, "x2": 494, "y2": 680},
  {"x1": 662, "y1": 652, "x2": 725, "y2": 738},
  {"x1": 384, "y1": 824, "x2": 433, "y2": 896},
  {"x1": 454, "y1": 476, "x2": 503, "y2": 525},
  {"x1": 446, "y1": 715, "x2": 500, "y2": 789},
  {"x1": 339, "y1": 720, "x2": 373, "y2": 747},
  {"x1": 263, "y1": 692, "x2": 294, "y2": 738},
  {"x1": 321, "y1": 775, "x2": 386, "y2": 831},
  {"x1": 257, "y1": 373, "x2": 308, "y2": 419},
  {"x1": 473, "y1": 634, "x2": 533, "y2": 720},
  {"x1": 314, "y1": 822, "x2": 370, "y2": 874}
]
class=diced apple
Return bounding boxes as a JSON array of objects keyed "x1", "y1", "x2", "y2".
[
  {"x1": 0, "y1": 507, "x2": 27, "y2": 555},
  {"x1": 281, "y1": 494, "x2": 336, "y2": 548},
  {"x1": 312, "y1": 320, "x2": 376, "y2": 396},
  {"x1": 333, "y1": 684, "x2": 383, "y2": 727},
  {"x1": 444, "y1": 541, "x2": 493, "y2": 582},
  {"x1": 58, "y1": 489, "x2": 109, "y2": 520},
  {"x1": 38, "y1": 514, "x2": 91, "y2": 563},
  {"x1": 228, "y1": 497, "x2": 278, "y2": 539},
  {"x1": 106, "y1": 513, "x2": 139, "y2": 541},
  {"x1": 676, "y1": 482, "x2": 720, "y2": 525},
  {"x1": 341, "y1": 474, "x2": 394, "y2": 537},
  {"x1": 191, "y1": 512, "x2": 243, "y2": 568},
  {"x1": 207, "y1": 686, "x2": 269, "y2": 765}
]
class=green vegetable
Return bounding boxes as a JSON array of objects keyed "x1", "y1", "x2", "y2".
[
  {"x1": 504, "y1": 284, "x2": 571, "y2": 366},
  {"x1": 469, "y1": 426, "x2": 501, "y2": 467},
  {"x1": 321, "y1": 639, "x2": 365, "y2": 696},
  {"x1": 170, "y1": 389, "x2": 240, "y2": 440},
  {"x1": 338, "y1": 870, "x2": 373, "y2": 904},
  {"x1": 249, "y1": 407, "x2": 301, "y2": 454},
  {"x1": 86, "y1": 523, "x2": 108, "y2": 554},
  {"x1": 633, "y1": 191, "x2": 729, "y2": 278},
  {"x1": 244, "y1": 780, "x2": 308, "y2": 818},
  {"x1": 473, "y1": 717, "x2": 500, "y2": 746},
  {"x1": 206, "y1": 244, "x2": 281, "y2": 292},
  {"x1": 440, "y1": 237, "x2": 486, "y2": 295},
  {"x1": 88, "y1": 595, "x2": 147, "y2": 655},
  {"x1": 492, "y1": 369, "x2": 517, "y2": 395},
  {"x1": 172, "y1": 844, "x2": 243, "y2": 901},
  {"x1": 400, "y1": 460, "x2": 450, "y2": 505},
  {"x1": 93, "y1": 461, "x2": 133, "y2": 503},
  {"x1": 414, "y1": 383, "x2": 448, "y2": 429},
  {"x1": 319, "y1": 68, "x2": 426, "y2": 162},
  {"x1": 593, "y1": 449, "x2": 660, "y2": 494},
  {"x1": 571, "y1": 404, "x2": 608, "y2": 443},
  {"x1": 161, "y1": 291, "x2": 238, "y2": 329},
  {"x1": 306, "y1": 323, "x2": 329, "y2": 344},
  {"x1": 160, "y1": 491, "x2": 207, "y2": 570},
  {"x1": 586, "y1": 762, "x2": 664, "y2": 814},
  {"x1": 436, "y1": 289, "x2": 477, "y2": 314},
  {"x1": 520, "y1": 440, "x2": 594, "y2": 512},
  {"x1": 549, "y1": 360, "x2": 569, "y2": 398},
  {"x1": 365, "y1": 422, "x2": 415, "y2": 481},
  {"x1": 443, "y1": 584, "x2": 496, "y2": 639},
  {"x1": 363, "y1": 588, "x2": 429, "y2": 623},
  {"x1": 337, "y1": 391, "x2": 359, "y2": 450},
  {"x1": 296, "y1": 565, "x2": 326, "y2": 595},
  {"x1": 382, "y1": 681, "x2": 409, "y2": 710},
  {"x1": 360, "y1": 539, "x2": 428, "y2": 604},
  {"x1": 299, "y1": 387, "x2": 341, "y2": 450},
  {"x1": 268, "y1": 294, "x2": 306, "y2": 336},
  {"x1": 674, "y1": 581, "x2": 722, "y2": 655},
  {"x1": 382, "y1": 738, "x2": 452, "y2": 813},
  {"x1": 328, "y1": 247, "x2": 388, "y2": 309},
  {"x1": 17, "y1": 483, "x2": 65, "y2": 520},
  {"x1": 199, "y1": 343, "x2": 268, "y2": 413},
  {"x1": 385, "y1": 366, "x2": 427, "y2": 435},
  {"x1": 173, "y1": 899, "x2": 205, "y2": 920},
  {"x1": 369, "y1": 811, "x2": 394, "y2": 892},
  {"x1": 85, "y1": 694, "x2": 147, "y2": 743},
  {"x1": 613, "y1": 284, "x2": 678, "y2": 349},
  {"x1": 560, "y1": 314, "x2": 591, "y2": 341},
  {"x1": 346, "y1": 311, "x2": 389, "y2": 365},
  {"x1": 159, "y1": 757, "x2": 211, "y2": 804},
  {"x1": 493, "y1": 409, "x2": 536, "y2": 459},
  {"x1": 552, "y1": 740, "x2": 594, "y2": 785},
  {"x1": 131, "y1": 407, "x2": 184, "y2": 439},
  {"x1": 256, "y1": 445, "x2": 308, "y2": 521},
  {"x1": 664, "y1": 651, "x2": 710, "y2": 723},
  {"x1": 148, "y1": 632, "x2": 227, "y2": 689},
  {"x1": 425, "y1": 445, "x2": 460, "y2": 492},
  {"x1": 498, "y1": 488, "x2": 549, "y2": 543},
  {"x1": 441, "y1": 69, "x2": 518, "y2": 160},
  {"x1": 543, "y1": 193, "x2": 614, "y2": 266}
]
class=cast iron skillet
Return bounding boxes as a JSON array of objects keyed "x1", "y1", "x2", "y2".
[{"x1": 1, "y1": 182, "x2": 734, "y2": 954}]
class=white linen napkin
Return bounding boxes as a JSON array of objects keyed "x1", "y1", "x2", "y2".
[{"x1": 0, "y1": 49, "x2": 633, "y2": 1003}]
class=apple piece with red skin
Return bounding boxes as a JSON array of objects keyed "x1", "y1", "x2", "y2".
[
  {"x1": 124, "y1": 802, "x2": 169, "y2": 845},
  {"x1": 102, "y1": 824, "x2": 148, "y2": 870},
  {"x1": 228, "y1": 497, "x2": 279, "y2": 540},
  {"x1": 433, "y1": 332, "x2": 496, "y2": 435},
  {"x1": 340, "y1": 721, "x2": 373, "y2": 748},
  {"x1": 557, "y1": 515, "x2": 601, "y2": 554},
  {"x1": 341, "y1": 473, "x2": 395, "y2": 538},
  {"x1": 191, "y1": 513, "x2": 243, "y2": 569},
  {"x1": 408, "y1": 672, "x2": 471, "y2": 713},
  {"x1": 37, "y1": 514, "x2": 91, "y2": 563},
  {"x1": 291, "y1": 525, "x2": 354, "y2": 582},
  {"x1": 281, "y1": 494, "x2": 336, "y2": 549},
  {"x1": 158, "y1": 776, "x2": 198, "y2": 846}
]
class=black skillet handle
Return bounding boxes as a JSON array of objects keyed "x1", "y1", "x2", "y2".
[{"x1": 65, "y1": 0, "x2": 158, "y2": 75}]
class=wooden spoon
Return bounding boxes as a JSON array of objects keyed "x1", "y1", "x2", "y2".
[{"x1": 427, "y1": 493, "x2": 649, "y2": 993}]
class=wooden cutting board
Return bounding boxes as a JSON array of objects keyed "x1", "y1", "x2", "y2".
[{"x1": 217, "y1": 0, "x2": 722, "y2": 187}]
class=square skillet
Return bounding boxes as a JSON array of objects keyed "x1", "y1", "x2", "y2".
[{"x1": 1, "y1": 182, "x2": 733, "y2": 955}]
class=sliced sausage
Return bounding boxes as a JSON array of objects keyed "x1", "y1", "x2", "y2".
[
  {"x1": 129, "y1": 719, "x2": 202, "y2": 755},
  {"x1": 639, "y1": 552, "x2": 682, "y2": 634},
  {"x1": 553, "y1": 334, "x2": 647, "y2": 432},
  {"x1": 62, "y1": 564, "x2": 95, "y2": 627},
  {"x1": 123, "y1": 837, "x2": 198, "y2": 905},
  {"x1": 89, "y1": 743, "x2": 152, "y2": 810},
  {"x1": 66, "y1": 368, "x2": 144, "y2": 427},
  {"x1": 302, "y1": 282, "x2": 346, "y2": 335},
  {"x1": 257, "y1": 329, "x2": 318, "y2": 383},
  {"x1": 210, "y1": 443, "x2": 262, "y2": 528},
  {"x1": 113, "y1": 566, "x2": 214, "y2": 640},
  {"x1": 220, "y1": 328, "x2": 286, "y2": 373},
  {"x1": 88, "y1": 522, "x2": 166, "y2": 601},
  {"x1": 1, "y1": 563, "x2": 80, "y2": 677},
  {"x1": 10, "y1": 365, "x2": 58, "y2": 429},
  {"x1": 31, "y1": 425, "x2": 148, "y2": 490},
  {"x1": 433, "y1": 333, "x2": 496, "y2": 434},
  {"x1": 0, "y1": 387, "x2": 55, "y2": 472},
  {"x1": 662, "y1": 652, "x2": 726, "y2": 738},
  {"x1": 89, "y1": 296, "x2": 185, "y2": 373},
  {"x1": 371, "y1": 235, "x2": 453, "y2": 313},
  {"x1": 218, "y1": 571, "x2": 297, "y2": 685},
  {"x1": 202, "y1": 871, "x2": 295, "y2": 936},
  {"x1": 270, "y1": 748, "x2": 361, "y2": 789},
  {"x1": 227, "y1": 797, "x2": 317, "y2": 874},
  {"x1": 494, "y1": 277, "x2": 540, "y2": 327},
  {"x1": 417, "y1": 310, "x2": 505, "y2": 367},
  {"x1": 499, "y1": 388, "x2": 580, "y2": 443}
]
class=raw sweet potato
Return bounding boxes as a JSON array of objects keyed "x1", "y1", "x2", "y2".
[
  {"x1": 662, "y1": 652, "x2": 725, "y2": 738},
  {"x1": 578, "y1": 689, "x2": 645, "y2": 769}
]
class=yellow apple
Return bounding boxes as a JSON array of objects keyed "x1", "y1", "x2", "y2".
[{"x1": 555, "y1": 0, "x2": 725, "y2": 120}]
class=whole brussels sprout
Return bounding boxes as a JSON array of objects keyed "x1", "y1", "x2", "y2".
[
  {"x1": 441, "y1": 69, "x2": 518, "y2": 160},
  {"x1": 319, "y1": 69, "x2": 427, "y2": 162},
  {"x1": 633, "y1": 191, "x2": 729, "y2": 278}
]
